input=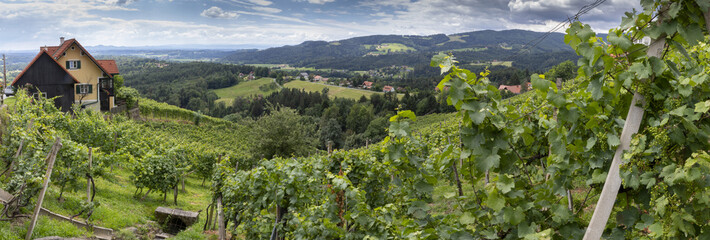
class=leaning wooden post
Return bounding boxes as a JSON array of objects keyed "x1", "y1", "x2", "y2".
[
  {"x1": 583, "y1": 10, "x2": 667, "y2": 240},
  {"x1": 218, "y1": 196, "x2": 226, "y2": 240},
  {"x1": 87, "y1": 147, "x2": 92, "y2": 202},
  {"x1": 6, "y1": 119, "x2": 34, "y2": 177},
  {"x1": 26, "y1": 137, "x2": 62, "y2": 240},
  {"x1": 327, "y1": 141, "x2": 333, "y2": 155}
]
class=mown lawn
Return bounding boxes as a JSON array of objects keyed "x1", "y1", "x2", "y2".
[
  {"x1": 213, "y1": 78, "x2": 279, "y2": 106},
  {"x1": 284, "y1": 80, "x2": 404, "y2": 100}
]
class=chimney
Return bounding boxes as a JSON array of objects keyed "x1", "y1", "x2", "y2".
[{"x1": 60, "y1": 37, "x2": 65, "y2": 45}]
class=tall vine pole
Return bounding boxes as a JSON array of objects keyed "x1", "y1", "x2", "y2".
[
  {"x1": 26, "y1": 137, "x2": 62, "y2": 240},
  {"x1": 582, "y1": 4, "x2": 710, "y2": 239}
]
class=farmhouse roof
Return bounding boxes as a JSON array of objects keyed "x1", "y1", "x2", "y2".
[
  {"x1": 97, "y1": 60, "x2": 120, "y2": 75},
  {"x1": 41, "y1": 38, "x2": 117, "y2": 78},
  {"x1": 12, "y1": 50, "x2": 80, "y2": 86},
  {"x1": 498, "y1": 84, "x2": 522, "y2": 94}
]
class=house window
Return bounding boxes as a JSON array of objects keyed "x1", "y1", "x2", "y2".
[
  {"x1": 32, "y1": 92, "x2": 47, "y2": 99},
  {"x1": 76, "y1": 84, "x2": 92, "y2": 94},
  {"x1": 100, "y1": 78, "x2": 113, "y2": 89},
  {"x1": 66, "y1": 60, "x2": 81, "y2": 70},
  {"x1": 81, "y1": 51, "x2": 85, "y2": 56}
]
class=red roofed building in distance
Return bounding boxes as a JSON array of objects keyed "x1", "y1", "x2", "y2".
[
  {"x1": 362, "y1": 81, "x2": 373, "y2": 89},
  {"x1": 498, "y1": 84, "x2": 522, "y2": 94},
  {"x1": 382, "y1": 85, "x2": 395, "y2": 93}
]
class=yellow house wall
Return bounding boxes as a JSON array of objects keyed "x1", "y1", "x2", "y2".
[{"x1": 55, "y1": 42, "x2": 104, "y2": 102}]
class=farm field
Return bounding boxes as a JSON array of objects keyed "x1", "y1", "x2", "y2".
[
  {"x1": 283, "y1": 80, "x2": 403, "y2": 100},
  {"x1": 213, "y1": 77, "x2": 279, "y2": 106},
  {"x1": 470, "y1": 60, "x2": 513, "y2": 67}
]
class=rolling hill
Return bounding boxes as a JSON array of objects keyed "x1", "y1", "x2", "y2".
[{"x1": 222, "y1": 29, "x2": 580, "y2": 71}]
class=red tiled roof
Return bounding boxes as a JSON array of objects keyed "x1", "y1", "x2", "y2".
[
  {"x1": 498, "y1": 85, "x2": 522, "y2": 94},
  {"x1": 12, "y1": 50, "x2": 80, "y2": 86},
  {"x1": 51, "y1": 39, "x2": 75, "y2": 59},
  {"x1": 363, "y1": 81, "x2": 373, "y2": 86},
  {"x1": 97, "y1": 60, "x2": 119, "y2": 75},
  {"x1": 41, "y1": 46, "x2": 60, "y2": 56},
  {"x1": 49, "y1": 39, "x2": 116, "y2": 78}
]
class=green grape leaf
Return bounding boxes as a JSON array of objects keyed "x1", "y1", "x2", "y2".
[
  {"x1": 678, "y1": 23, "x2": 704, "y2": 46},
  {"x1": 616, "y1": 207, "x2": 639, "y2": 227},
  {"x1": 460, "y1": 212, "x2": 475, "y2": 225},
  {"x1": 496, "y1": 174, "x2": 514, "y2": 194},
  {"x1": 608, "y1": 34, "x2": 632, "y2": 50},
  {"x1": 485, "y1": 188, "x2": 506, "y2": 211},
  {"x1": 694, "y1": 100, "x2": 710, "y2": 113},
  {"x1": 476, "y1": 152, "x2": 500, "y2": 172},
  {"x1": 607, "y1": 133, "x2": 620, "y2": 148},
  {"x1": 531, "y1": 74, "x2": 551, "y2": 92},
  {"x1": 518, "y1": 222, "x2": 537, "y2": 238},
  {"x1": 503, "y1": 206, "x2": 525, "y2": 225}
]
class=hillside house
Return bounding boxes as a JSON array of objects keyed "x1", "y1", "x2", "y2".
[
  {"x1": 498, "y1": 83, "x2": 532, "y2": 94},
  {"x1": 313, "y1": 75, "x2": 329, "y2": 83},
  {"x1": 362, "y1": 81, "x2": 373, "y2": 89},
  {"x1": 383, "y1": 85, "x2": 395, "y2": 93},
  {"x1": 12, "y1": 37, "x2": 119, "y2": 112},
  {"x1": 498, "y1": 85, "x2": 521, "y2": 94},
  {"x1": 299, "y1": 72, "x2": 309, "y2": 80}
]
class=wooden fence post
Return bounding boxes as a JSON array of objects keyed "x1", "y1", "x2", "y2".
[
  {"x1": 87, "y1": 147, "x2": 92, "y2": 202},
  {"x1": 218, "y1": 196, "x2": 226, "y2": 240},
  {"x1": 583, "y1": 8, "x2": 667, "y2": 239},
  {"x1": 26, "y1": 137, "x2": 62, "y2": 240}
]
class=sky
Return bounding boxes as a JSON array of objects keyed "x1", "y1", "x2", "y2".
[{"x1": 0, "y1": 0, "x2": 641, "y2": 51}]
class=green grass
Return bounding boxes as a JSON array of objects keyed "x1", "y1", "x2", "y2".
[
  {"x1": 284, "y1": 81, "x2": 404, "y2": 100},
  {"x1": 0, "y1": 216, "x2": 88, "y2": 239},
  {"x1": 437, "y1": 35, "x2": 468, "y2": 46},
  {"x1": 438, "y1": 47, "x2": 488, "y2": 54},
  {"x1": 244, "y1": 64, "x2": 318, "y2": 71},
  {"x1": 365, "y1": 43, "x2": 416, "y2": 56},
  {"x1": 470, "y1": 61, "x2": 513, "y2": 67},
  {"x1": 213, "y1": 78, "x2": 279, "y2": 106},
  {"x1": 3, "y1": 97, "x2": 15, "y2": 107},
  {"x1": 35, "y1": 167, "x2": 213, "y2": 234},
  {"x1": 377, "y1": 43, "x2": 416, "y2": 52}
]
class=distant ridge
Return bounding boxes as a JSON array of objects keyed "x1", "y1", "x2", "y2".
[{"x1": 222, "y1": 29, "x2": 582, "y2": 71}]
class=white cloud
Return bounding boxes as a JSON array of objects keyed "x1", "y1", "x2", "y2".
[
  {"x1": 201, "y1": 6, "x2": 239, "y2": 19},
  {"x1": 0, "y1": 1, "x2": 136, "y2": 19},
  {"x1": 237, "y1": 11, "x2": 313, "y2": 25},
  {"x1": 246, "y1": 0, "x2": 273, "y2": 6},
  {"x1": 308, "y1": 0, "x2": 335, "y2": 4},
  {"x1": 252, "y1": 6, "x2": 282, "y2": 13}
]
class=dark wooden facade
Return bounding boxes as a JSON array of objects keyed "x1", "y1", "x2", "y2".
[{"x1": 12, "y1": 52, "x2": 76, "y2": 111}]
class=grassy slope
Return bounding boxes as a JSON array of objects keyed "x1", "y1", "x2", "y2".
[
  {"x1": 284, "y1": 80, "x2": 404, "y2": 100},
  {"x1": 213, "y1": 78, "x2": 279, "y2": 106},
  {"x1": 0, "y1": 101, "x2": 248, "y2": 239}
]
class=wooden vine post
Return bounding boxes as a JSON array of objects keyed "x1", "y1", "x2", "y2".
[
  {"x1": 583, "y1": 6, "x2": 668, "y2": 239},
  {"x1": 585, "y1": 7, "x2": 710, "y2": 240},
  {"x1": 87, "y1": 147, "x2": 92, "y2": 202},
  {"x1": 26, "y1": 137, "x2": 62, "y2": 240},
  {"x1": 218, "y1": 196, "x2": 226, "y2": 240}
]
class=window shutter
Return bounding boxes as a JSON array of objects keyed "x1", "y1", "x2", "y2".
[
  {"x1": 66, "y1": 61, "x2": 70, "y2": 69},
  {"x1": 77, "y1": 61, "x2": 81, "y2": 69},
  {"x1": 88, "y1": 84, "x2": 92, "y2": 93},
  {"x1": 75, "y1": 85, "x2": 80, "y2": 94}
]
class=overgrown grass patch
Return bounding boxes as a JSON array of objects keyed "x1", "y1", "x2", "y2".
[{"x1": 37, "y1": 167, "x2": 213, "y2": 234}]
